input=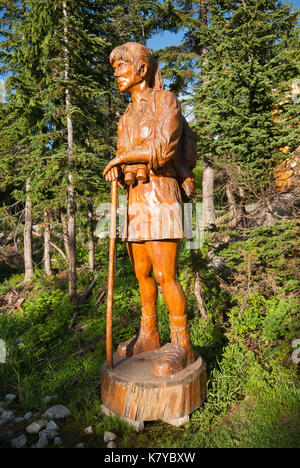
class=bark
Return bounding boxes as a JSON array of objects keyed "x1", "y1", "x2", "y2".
[
  {"x1": 60, "y1": 208, "x2": 70, "y2": 260},
  {"x1": 190, "y1": 250, "x2": 208, "y2": 321},
  {"x1": 63, "y1": 1, "x2": 76, "y2": 299},
  {"x1": 199, "y1": 1, "x2": 216, "y2": 229},
  {"x1": 203, "y1": 155, "x2": 216, "y2": 228},
  {"x1": 24, "y1": 178, "x2": 34, "y2": 281},
  {"x1": 225, "y1": 165, "x2": 247, "y2": 228},
  {"x1": 87, "y1": 199, "x2": 95, "y2": 272},
  {"x1": 225, "y1": 181, "x2": 238, "y2": 228},
  {"x1": 44, "y1": 210, "x2": 52, "y2": 277}
]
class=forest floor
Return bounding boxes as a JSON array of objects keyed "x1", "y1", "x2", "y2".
[{"x1": 0, "y1": 219, "x2": 299, "y2": 448}]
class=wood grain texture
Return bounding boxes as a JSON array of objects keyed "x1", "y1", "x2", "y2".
[{"x1": 100, "y1": 345, "x2": 207, "y2": 422}]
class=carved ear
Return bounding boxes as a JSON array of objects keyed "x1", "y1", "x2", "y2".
[{"x1": 137, "y1": 61, "x2": 148, "y2": 78}]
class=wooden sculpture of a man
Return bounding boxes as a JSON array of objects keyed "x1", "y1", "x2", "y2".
[{"x1": 103, "y1": 42, "x2": 195, "y2": 377}]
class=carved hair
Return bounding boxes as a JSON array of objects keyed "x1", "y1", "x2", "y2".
[{"x1": 110, "y1": 42, "x2": 164, "y2": 90}]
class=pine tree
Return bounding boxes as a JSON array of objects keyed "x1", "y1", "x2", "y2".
[
  {"x1": 192, "y1": 0, "x2": 299, "y2": 226},
  {"x1": 0, "y1": 0, "x2": 40, "y2": 281},
  {"x1": 1, "y1": 0, "x2": 176, "y2": 291}
]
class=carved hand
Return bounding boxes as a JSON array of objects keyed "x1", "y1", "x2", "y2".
[{"x1": 103, "y1": 156, "x2": 124, "y2": 178}]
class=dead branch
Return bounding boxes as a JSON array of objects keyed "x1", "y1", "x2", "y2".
[
  {"x1": 95, "y1": 288, "x2": 107, "y2": 307},
  {"x1": 72, "y1": 337, "x2": 103, "y2": 357},
  {"x1": 79, "y1": 275, "x2": 99, "y2": 303},
  {"x1": 32, "y1": 230, "x2": 67, "y2": 260},
  {"x1": 15, "y1": 298, "x2": 25, "y2": 313},
  {"x1": 193, "y1": 272, "x2": 209, "y2": 321}
]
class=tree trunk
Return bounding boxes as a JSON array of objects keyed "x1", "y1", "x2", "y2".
[
  {"x1": 24, "y1": 178, "x2": 34, "y2": 281},
  {"x1": 60, "y1": 208, "x2": 70, "y2": 260},
  {"x1": 44, "y1": 210, "x2": 52, "y2": 277},
  {"x1": 203, "y1": 155, "x2": 216, "y2": 229},
  {"x1": 63, "y1": 1, "x2": 76, "y2": 299},
  {"x1": 199, "y1": 1, "x2": 216, "y2": 229},
  {"x1": 225, "y1": 164, "x2": 247, "y2": 229},
  {"x1": 87, "y1": 198, "x2": 95, "y2": 272},
  {"x1": 190, "y1": 250, "x2": 208, "y2": 321},
  {"x1": 225, "y1": 181, "x2": 238, "y2": 228}
]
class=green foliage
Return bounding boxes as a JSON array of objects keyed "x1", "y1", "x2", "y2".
[
  {"x1": 217, "y1": 220, "x2": 300, "y2": 295},
  {"x1": 228, "y1": 292, "x2": 299, "y2": 345},
  {"x1": 191, "y1": 0, "x2": 299, "y2": 195}
]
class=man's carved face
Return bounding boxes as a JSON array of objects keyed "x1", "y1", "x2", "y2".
[{"x1": 112, "y1": 60, "x2": 145, "y2": 95}]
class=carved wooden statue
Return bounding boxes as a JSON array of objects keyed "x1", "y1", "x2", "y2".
[
  {"x1": 103, "y1": 41, "x2": 196, "y2": 376},
  {"x1": 101, "y1": 42, "x2": 206, "y2": 427}
]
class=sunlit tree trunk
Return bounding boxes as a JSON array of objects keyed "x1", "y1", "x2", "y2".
[
  {"x1": 87, "y1": 199, "x2": 95, "y2": 272},
  {"x1": 60, "y1": 208, "x2": 70, "y2": 261},
  {"x1": 199, "y1": 1, "x2": 216, "y2": 229},
  {"x1": 44, "y1": 210, "x2": 52, "y2": 277},
  {"x1": 24, "y1": 178, "x2": 34, "y2": 281},
  {"x1": 63, "y1": 1, "x2": 76, "y2": 299}
]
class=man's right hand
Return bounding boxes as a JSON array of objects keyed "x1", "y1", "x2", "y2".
[
  {"x1": 104, "y1": 166, "x2": 120, "y2": 182},
  {"x1": 104, "y1": 166, "x2": 125, "y2": 189}
]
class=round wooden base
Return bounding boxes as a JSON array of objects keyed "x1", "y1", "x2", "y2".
[{"x1": 100, "y1": 344, "x2": 207, "y2": 429}]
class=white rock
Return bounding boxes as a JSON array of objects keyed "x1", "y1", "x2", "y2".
[
  {"x1": 11, "y1": 435, "x2": 27, "y2": 448},
  {"x1": 43, "y1": 404, "x2": 71, "y2": 420},
  {"x1": 14, "y1": 417, "x2": 25, "y2": 423},
  {"x1": 5, "y1": 393, "x2": 17, "y2": 403},
  {"x1": 107, "y1": 441, "x2": 117, "y2": 448},
  {"x1": 36, "y1": 433, "x2": 48, "y2": 448},
  {"x1": 47, "y1": 420, "x2": 59, "y2": 431},
  {"x1": 76, "y1": 442, "x2": 84, "y2": 448},
  {"x1": 104, "y1": 431, "x2": 117, "y2": 443},
  {"x1": 0, "y1": 410, "x2": 14, "y2": 422},
  {"x1": 26, "y1": 419, "x2": 48, "y2": 434},
  {"x1": 83, "y1": 426, "x2": 93, "y2": 434},
  {"x1": 39, "y1": 428, "x2": 58, "y2": 441},
  {"x1": 53, "y1": 437, "x2": 63, "y2": 446}
]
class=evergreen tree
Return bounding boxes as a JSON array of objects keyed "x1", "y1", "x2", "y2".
[
  {"x1": 0, "y1": 0, "x2": 177, "y2": 292},
  {"x1": 192, "y1": 0, "x2": 299, "y2": 226}
]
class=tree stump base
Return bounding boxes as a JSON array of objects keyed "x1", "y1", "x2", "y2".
[{"x1": 100, "y1": 345, "x2": 207, "y2": 429}]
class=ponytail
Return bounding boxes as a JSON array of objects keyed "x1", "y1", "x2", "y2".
[{"x1": 149, "y1": 59, "x2": 164, "y2": 91}]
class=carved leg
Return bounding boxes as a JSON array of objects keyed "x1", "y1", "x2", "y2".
[
  {"x1": 145, "y1": 240, "x2": 194, "y2": 376},
  {"x1": 118, "y1": 242, "x2": 161, "y2": 357},
  {"x1": 117, "y1": 306, "x2": 161, "y2": 357}
]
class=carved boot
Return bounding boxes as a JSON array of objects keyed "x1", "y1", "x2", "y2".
[
  {"x1": 153, "y1": 314, "x2": 194, "y2": 377},
  {"x1": 117, "y1": 306, "x2": 161, "y2": 357}
]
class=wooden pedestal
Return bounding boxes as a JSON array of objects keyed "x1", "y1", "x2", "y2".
[{"x1": 100, "y1": 345, "x2": 207, "y2": 429}]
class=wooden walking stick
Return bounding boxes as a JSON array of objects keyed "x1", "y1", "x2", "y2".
[{"x1": 106, "y1": 178, "x2": 118, "y2": 368}]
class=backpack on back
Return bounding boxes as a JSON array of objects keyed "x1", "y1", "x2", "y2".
[
  {"x1": 176, "y1": 114, "x2": 197, "y2": 201},
  {"x1": 151, "y1": 90, "x2": 198, "y2": 201}
]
